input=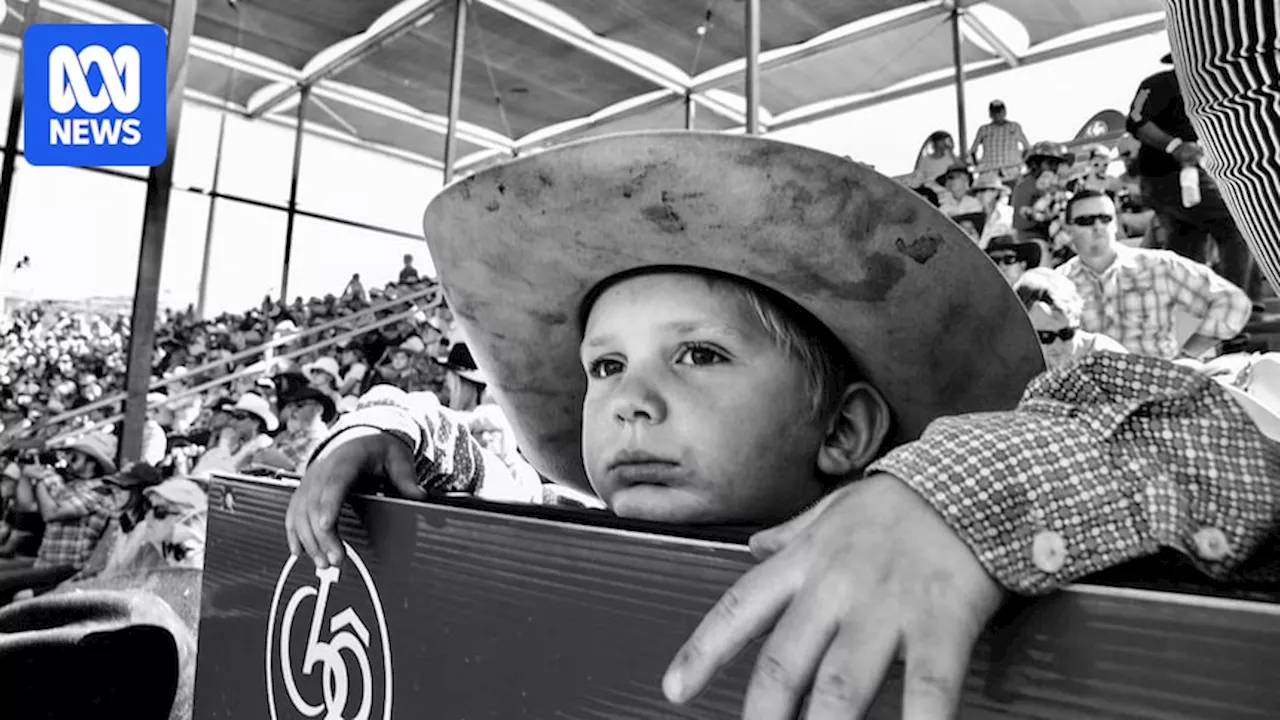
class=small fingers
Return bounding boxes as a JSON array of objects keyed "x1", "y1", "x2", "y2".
[
  {"x1": 664, "y1": 557, "x2": 802, "y2": 705},
  {"x1": 803, "y1": 607, "x2": 899, "y2": 720},
  {"x1": 310, "y1": 476, "x2": 349, "y2": 567},
  {"x1": 900, "y1": 616, "x2": 981, "y2": 720},
  {"x1": 740, "y1": 588, "x2": 841, "y2": 720}
]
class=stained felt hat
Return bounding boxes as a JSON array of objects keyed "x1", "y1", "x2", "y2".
[{"x1": 422, "y1": 131, "x2": 1043, "y2": 494}]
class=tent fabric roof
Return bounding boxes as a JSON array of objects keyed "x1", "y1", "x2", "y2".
[{"x1": 3, "y1": 0, "x2": 1165, "y2": 172}]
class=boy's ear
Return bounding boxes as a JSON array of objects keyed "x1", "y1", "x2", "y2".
[{"x1": 816, "y1": 382, "x2": 891, "y2": 479}]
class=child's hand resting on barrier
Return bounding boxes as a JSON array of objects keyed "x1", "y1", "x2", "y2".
[{"x1": 285, "y1": 427, "x2": 424, "y2": 569}]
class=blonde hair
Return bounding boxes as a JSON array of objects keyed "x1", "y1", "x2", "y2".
[{"x1": 710, "y1": 277, "x2": 857, "y2": 425}]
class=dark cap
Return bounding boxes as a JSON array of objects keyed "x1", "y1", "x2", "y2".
[{"x1": 989, "y1": 99, "x2": 1006, "y2": 111}]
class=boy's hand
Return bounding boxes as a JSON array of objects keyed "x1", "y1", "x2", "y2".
[
  {"x1": 663, "y1": 473, "x2": 1003, "y2": 720},
  {"x1": 286, "y1": 429, "x2": 424, "y2": 569}
]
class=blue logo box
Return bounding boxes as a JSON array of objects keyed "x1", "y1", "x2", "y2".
[{"x1": 23, "y1": 23, "x2": 167, "y2": 167}]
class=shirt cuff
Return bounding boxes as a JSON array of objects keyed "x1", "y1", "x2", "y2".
[{"x1": 869, "y1": 355, "x2": 1280, "y2": 595}]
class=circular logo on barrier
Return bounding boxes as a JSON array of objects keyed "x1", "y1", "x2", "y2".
[
  {"x1": 266, "y1": 543, "x2": 392, "y2": 720},
  {"x1": 1086, "y1": 120, "x2": 1109, "y2": 137}
]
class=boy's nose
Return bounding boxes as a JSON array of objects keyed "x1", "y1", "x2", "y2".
[{"x1": 609, "y1": 372, "x2": 667, "y2": 426}]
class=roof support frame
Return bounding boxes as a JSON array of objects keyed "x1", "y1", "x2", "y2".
[
  {"x1": 960, "y1": 9, "x2": 1022, "y2": 68},
  {"x1": 462, "y1": 1, "x2": 954, "y2": 167},
  {"x1": 767, "y1": 16, "x2": 1168, "y2": 132},
  {"x1": 248, "y1": 0, "x2": 456, "y2": 119},
  {"x1": 472, "y1": 0, "x2": 750, "y2": 126}
]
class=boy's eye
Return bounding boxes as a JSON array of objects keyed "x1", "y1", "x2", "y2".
[
  {"x1": 675, "y1": 343, "x2": 727, "y2": 366},
  {"x1": 586, "y1": 357, "x2": 624, "y2": 379}
]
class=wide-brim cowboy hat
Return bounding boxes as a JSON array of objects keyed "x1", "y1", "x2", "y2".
[
  {"x1": 422, "y1": 131, "x2": 1043, "y2": 495},
  {"x1": 436, "y1": 342, "x2": 488, "y2": 386},
  {"x1": 278, "y1": 385, "x2": 338, "y2": 424},
  {"x1": 66, "y1": 432, "x2": 118, "y2": 475},
  {"x1": 0, "y1": 589, "x2": 191, "y2": 719}
]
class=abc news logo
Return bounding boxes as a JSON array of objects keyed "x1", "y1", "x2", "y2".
[
  {"x1": 23, "y1": 23, "x2": 167, "y2": 167},
  {"x1": 47, "y1": 44, "x2": 143, "y2": 147}
]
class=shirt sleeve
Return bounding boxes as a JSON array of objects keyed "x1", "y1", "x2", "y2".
[
  {"x1": 307, "y1": 384, "x2": 485, "y2": 495},
  {"x1": 868, "y1": 353, "x2": 1280, "y2": 595},
  {"x1": 1160, "y1": 250, "x2": 1252, "y2": 339}
]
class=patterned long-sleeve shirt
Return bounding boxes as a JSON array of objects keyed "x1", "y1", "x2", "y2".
[
  {"x1": 1059, "y1": 245, "x2": 1251, "y2": 359},
  {"x1": 311, "y1": 385, "x2": 485, "y2": 495},
  {"x1": 870, "y1": 353, "x2": 1280, "y2": 594}
]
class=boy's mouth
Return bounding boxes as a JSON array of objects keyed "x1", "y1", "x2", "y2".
[{"x1": 607, "y1": 450, "x2": 682, "y2": 486}]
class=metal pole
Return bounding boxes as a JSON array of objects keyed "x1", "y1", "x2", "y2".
[
  {"x1": 950, "y1": 6, "x2": 969, "y2": 152},
  {"x1": 195, "y1": 111, "x2": 228, "y2": 319},
  {"x1": 0, "y1": 0, "x2": 41, "y2": 266},
  {"x1": 119, "y1": 0, "x2": 197, "y2": 467},
  {"x1": 280, "y1": 85, "x2": 309, "y2": 303},
  {"x1": 744, "y1": 0, "x2": 760, "y2": 134},
  {"x1": 684, "y1": 91, "x2": 696, "y2": 130},
  {"x1": 443, "y1": 0, "x2": 468, "y2": 183}
]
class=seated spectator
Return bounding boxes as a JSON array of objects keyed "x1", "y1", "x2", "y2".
[
  {"x1": 935, "y1": 164, "x2": 985, "y2": 216},
  {"x1": 969, "y1": 173, "x2": 1015, "y2": 248},
  {"x1": 464, "y1": 405, "x2": 544, "y2": 505},
  {"x1": 1014, "y1": 268, "x2": 1128, "y2": 370},
  {"x1": 1012, "y1": 141, "x2": 1073, "y2": 265},
  {"x1": 141, "y1": 392, "x2": 169, "y2": 467},
  {"x1": 950, "y1": 211, "x2": 986, "y2": 245},
  {"x1": 247, "y1": 386, "x2": 335, "y2": 475},
  {"x1": 0, "y1": 465, "x2": 42, "y2": 560},
  {"x1": 1068, "y1": 144, "x2": 1121, "y2": 194},
  {"x1": 908, "y1": 130, "x2": 958, "y2": 198},
  {"x1": 436, "y1": 343, "x2": 487, "y2": 412},
  {"x1": 376, "y1": 337, "x2": 429, "y2": 393},
  {"x1": 188, "y1": 394, "x2": 277, "y2": 480},
  {"x1": 23, "y1": 433, "x2": 124, "y2": 571},
  {"x1": 335, "y1": 342, "x2": 370, "y2": 399},
  {"x1": 302, "y1": 356, "x2": 343, "y2": 407},
  {"x1": 985, "y1": 234, "x2": 1042, "y2": 287}
]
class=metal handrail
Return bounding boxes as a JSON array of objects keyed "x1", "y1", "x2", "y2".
[
  {"x1": 891, "y1": 130, "x2": 1127, "y2": 184},
  {"x1": 27, "y1": 285, "x2": 439, "y2": 433},
  {"x1": 45, "y1": 299, "x2": 434, "y2": 446}
]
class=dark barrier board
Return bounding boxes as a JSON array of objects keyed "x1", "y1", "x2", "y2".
[{"x1": 193, "y1": 475, "x2": 1280, "y2": 720}]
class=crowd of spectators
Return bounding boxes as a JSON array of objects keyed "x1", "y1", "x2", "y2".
[{"x1": 0, "y1": 252, "x2": 587, "y2": 610}]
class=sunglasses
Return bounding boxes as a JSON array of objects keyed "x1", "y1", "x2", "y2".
[
  {"x1": 989, "y1": 253, "x2": 1023, "y2": 266},
  {"x1": 1070, "y1": 213, "x2": 1114, "y2": 227},
  {"x1": 1036, "y1": 327, "x2": 1077, "y2": 345}
]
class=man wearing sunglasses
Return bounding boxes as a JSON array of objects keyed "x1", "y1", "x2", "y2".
[{"x1": 1058, "y1": 189, "x2": 1250, "y2": 361}]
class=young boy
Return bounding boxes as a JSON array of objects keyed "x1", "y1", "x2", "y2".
[{"x1": 286, "y1": 132, "x2": 1044, "y2": 567}]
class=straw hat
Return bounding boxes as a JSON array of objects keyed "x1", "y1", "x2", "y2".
[{"x1": 421, "y1": 131, "x2": 1043, "y2": 494}]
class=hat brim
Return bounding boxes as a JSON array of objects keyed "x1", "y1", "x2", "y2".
[
  {"x1": 423, "y1": 131, "x2": 1044, "y2": 494},
  {"x1": 281, "y1": 388, "x2": 338, "y2": 424}
]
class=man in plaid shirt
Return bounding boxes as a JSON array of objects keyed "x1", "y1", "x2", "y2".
[
  {"x1": 1058, "y1": 189, "x2": 1250, "y2": 359},
  {"x1": 23, "y1": 434, "x2": 124, "y2": 570},
  {"x1": 968, "y1": 99, "x2": 1030, "y2": 183}
]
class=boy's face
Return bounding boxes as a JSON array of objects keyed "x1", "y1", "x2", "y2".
[{"x1": 579, "y1": 273, "x2": 829, "y2": 524}]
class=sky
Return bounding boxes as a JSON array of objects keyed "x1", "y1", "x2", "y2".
[{"x1": 0, "y1": 29, "x2": 1170, "y2": 317}]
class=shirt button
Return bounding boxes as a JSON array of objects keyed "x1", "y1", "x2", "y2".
[
  {"x1": 1192, "y1": 527, "x2": 1232, "y2": 562},
  {"x1": 1032, "y1": 530, "x2": 1068, "y2": 574}
]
